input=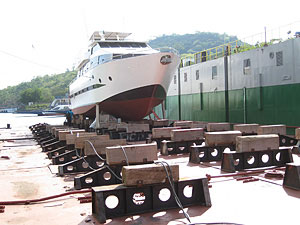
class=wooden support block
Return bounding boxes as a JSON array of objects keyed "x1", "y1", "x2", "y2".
[
  {"x1": 126, "y1": 123, "x2": 150, "y2": 133},
  {"x1": 192, "y1": 121, "x2": 207, "y2": 129},
  {"x1": 257, "y1": 125, "x2": 286, "y2": 135},
  {"x1": 207, "y1": 123, "x2": 231, "y2": 132},
  {"x1": 75, "y1": 135, "x2": 110, "y2": 149},
  {"x1": 173, "y1": 121, "x2": 193, "y2": 128},
  {"x1": 106, "y1": 142, "x2": 158, "y2": 165},
  {"x1": 205, "y1": 131, "x2": 242, "y2": 146},
  {"x1": 66, "y1": 132, "x2": 97, "y2": 145},
  {"x1": 152, "y1": 127, "x2": 181, "y2": 139},
  {"x1": 122, "y1": 164, "x2": 179, "y2": 186},
  {"x1": 236, "y1": 134, "x2": 279, "y2": 152},
  {"x1": 58, "y1": 129, "x2": 86, "y2": 141},
  {"x1": 116, "y1": 123, "x2": 129, "y2": 132},
  {"x1": 46, "y1": 125, "x2": 65, "y2": 133},
  {"x1": 150, "y1": 119, "x2": 169, "y2": 127},
  {"x1": 233, "y1": 124, "x2": 259, "y2": 134},
  {"x1": 51, "y1": 126, "x2": 68, "y2": 135},
  {"x1": 295, "y1": 128, "x2": 300, "y2": 140},
  {"x1": 84, "y1": 139, "x2": 127, "y2": 156},
  {"x1": 171, "y1": 128, "x2": 204, "y2": 142}
]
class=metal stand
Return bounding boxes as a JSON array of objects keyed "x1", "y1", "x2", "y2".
[
  {"x1": 47, "y1": 146, "x2": 67, "y2": 159},
  {"x1": 58, "y1": 155, "x2": 105, "y2": 176},
  {"x1": 92, "y1": 177, "x2": 211, "y2": 223},
  {"x1": 279, "y1": 135, "x2": 298, "y2": 147},
  {"x1": 221, "y1": 147, "x2": 293, "y2": 172},
  {"x1": 74, "y1": 165, "x2": 122, "y2": 190},
  {"x1": 51, "y1": 150, "x2": 79, "y2": 165},
  {"x1": 42, "y1": 140, "x2": 64, "y2": 152},
  {"x1": 189, "y1": 145, "x2": 235, "y2": 163},
  {"x1": 161, "y1": 139, "x2": 204, "y2": 155},
  {"x1": 283, "y1": 163, "x2": 300, "y2": 190},
  {"x1": 109, "y1": 130, "x2": 150, "y2": 142}
]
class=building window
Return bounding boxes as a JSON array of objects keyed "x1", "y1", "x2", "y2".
[
  {"x1": 212, "y1": 66, "x2": 217, "y2": 79},
  {"x1": 276, "y1": 51, "x2": 283, "y2": 66},
  {"x1": 174, "y1": 75, "x2": 177, "y2": 84},
  {"x1": 184, "y1": 73, "x2": 187, "y2": 82},
  {"x1": 196, "y1": 70, "x2": 199, "y2": 80},
  {"x1": 243, "y1": 59, "x2": 251, "y2": 75}
]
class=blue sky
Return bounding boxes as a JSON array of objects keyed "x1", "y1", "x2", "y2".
[{"x1": 0, "y1": 0, "x2": 299, "y2": 89}]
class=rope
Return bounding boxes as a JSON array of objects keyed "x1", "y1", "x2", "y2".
[{"x1": 155, "y1": 161, "x2": 191, "y2": 223}]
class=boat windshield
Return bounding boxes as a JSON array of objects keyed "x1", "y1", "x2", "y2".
[{"x1": 99, "y1": 42, "x2": 147, "y2": 48}]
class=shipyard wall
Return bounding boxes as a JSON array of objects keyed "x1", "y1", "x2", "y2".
[{"x1": 161, "y1": 38, "x2": 300, "y2": 132}]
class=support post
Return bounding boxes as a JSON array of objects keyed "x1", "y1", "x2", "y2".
[{"x1": 96, "y1": 103, "x2": 100, "y2": 129}]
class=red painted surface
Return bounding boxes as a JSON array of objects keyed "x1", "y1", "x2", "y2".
[
  {"x1": 100, "y1": 97, "x2": 162, "y2": 121},
  {"x1": 72, "y1": 97, "x2": 163, "y2": 121}
]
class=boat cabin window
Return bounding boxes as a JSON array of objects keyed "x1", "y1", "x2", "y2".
[
  {"x1": 276, "y1": 51, "x2": 283, "y2": 66},
  {"x1": 99, "y1": 42, "x2": 148, "y2": 48},
  {"x1": 91, "y1": 44, "x2": 100, "y2": 54},
  {"x1": 196, "y1": 70, "x2": 200, "y2": 80},
  {"x1": 212, "y1": 66, "x2": 217, "y2": 79},
  {"x1": 243, "y1": 59, "x2": 251, "y2": 75}
]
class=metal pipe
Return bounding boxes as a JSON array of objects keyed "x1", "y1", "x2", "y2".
[{"x1": 0, "y1": 189, "x2": 91, "y2": 205}]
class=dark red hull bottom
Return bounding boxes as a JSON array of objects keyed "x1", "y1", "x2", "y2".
[{"x1": 72, "y1": 84, "x2": 166, "y2": 121}]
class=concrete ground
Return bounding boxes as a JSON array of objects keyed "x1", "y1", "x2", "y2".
[{"x1": 1, "y1": 124, "x2": 300, "y2": 225}]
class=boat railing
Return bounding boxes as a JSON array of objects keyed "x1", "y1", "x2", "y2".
[
  {"x1": 156, "y1": 47, "x2": 180, "y2": 56},
  {"x1": 181, "y1": 20, "x2": 300, "y2": 67}
]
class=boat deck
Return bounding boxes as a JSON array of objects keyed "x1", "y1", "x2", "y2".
[{"x1": 1, "y1": 125, "x2": 300, "y2": 225}]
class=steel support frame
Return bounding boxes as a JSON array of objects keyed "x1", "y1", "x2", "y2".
[
  {"x1": 92, "y1": 177, "x2": 211, "y2": 223},
  {"x1": 51, "y1": 149, "x2": 79, "y2": 165},
  {"x1": 189, "y1": 145, "x2": 235, "y2": 163},
  {"x1": 42, "y1": 140, "x2": 65, "y2": 152},
  {"x1": 283, "y1": 163, "x2": 300, "y2": 190},
  {"x1": 161, "y1": 139, "x2": 204, "y2": 155},
  {"x1": 58, "y1": 155, "x2": 105, "y2": 176},
  {"x1": 279, "y1": 134, "x2": 298, "y2": 147},
  {"x1": 74, "y1": 166, "x2": 122, "y2": 190},
  {"x1": 47, "y1": 146, "x2": 68, "y2": 159},
  {"x1": 221, "y1": 147, "x2": 293, "y2": 172}
]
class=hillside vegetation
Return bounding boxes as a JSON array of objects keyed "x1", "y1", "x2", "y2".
[
  {"x1": 0, "y1": 70, "x2": 76, "y2": 109},
  {"x1": 148, "y1": 32, "x2": 238, "y2": 54},
  {"x1": 0, "y1": 32, "x2": 238, "y2": 109}
]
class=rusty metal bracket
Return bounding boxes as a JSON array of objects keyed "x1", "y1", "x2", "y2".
[
  {"x1": 161, "y1": 139, "x2": 204, "y2": 155},
  {"x1": 283, "y1": 163, "x2": 300, "y2": 190},
  {"x1": 74, "y1": 165, "x2": 122, "y2": 190},
  {"x1": 92, "y1": 177, "x2": 211, "y2": 223},
  {"x1": 221, "y1": 147, "x2": 293, "y2": 172},
  {"x1": 189, "y1": 145, "x2": 235, "y2": 163}
]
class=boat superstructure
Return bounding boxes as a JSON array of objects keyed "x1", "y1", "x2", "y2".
[{"x1": 69, "y1": 31, "x2": 180, "y2": 121}]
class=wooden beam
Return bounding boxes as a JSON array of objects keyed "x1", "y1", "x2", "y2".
[
  {"x1": 58, "y1": 129, "x2": 85, "y2": 141},
  {"x1": 152, "y1": 127, "x2": 181, "y2": 139},
  {"x1": 234, "y1": 124, "x2": 259, "y2": 134},
  {"x1": 205, "y1": 131, "x2": 242, "y2": 146},
  {"x1": 173, "y1": 121, "x2": 193, "y2": 129},
  {"x1": 171, "y1": 128, "x2": 204, "y2": 142},
  {"x1": 207, "y1": 123, "x2": 231, "y2": 132},
  {"x1": 66, "y1": 132, "x2": 97, "y2": 145},
  {"x1": 75, "y1": 135, "x2": 110, "y2": 149},
  {"x1": 122, "y1": 164, "x2": 179, "y2": 186},
  {"x1": 257, "y1": 125, "x2": 286, "y2": 135},
  {"x1": 84, "y1": 139, "x2": 127, "y2": 156},
  {"x1": 236, "y1": 134, "x2": 279, "y2": 152},
  {"x1": 106, "y1": 142, "x2": 158, "y2": 165}
]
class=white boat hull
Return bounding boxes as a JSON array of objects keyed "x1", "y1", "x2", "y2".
[{"x1": 69, "y1": 52, "x2": 180, "y2": 120}]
